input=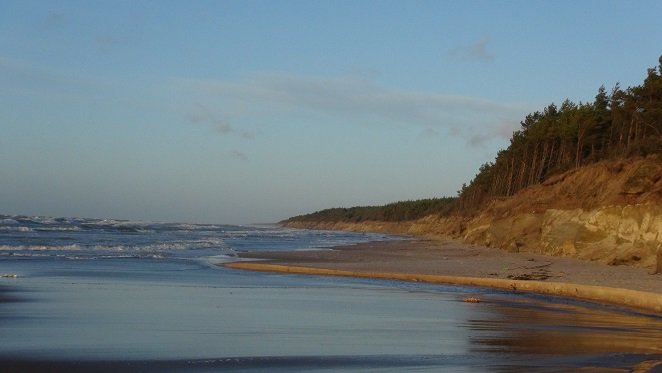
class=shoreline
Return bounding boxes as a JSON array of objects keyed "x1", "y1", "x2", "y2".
[{"x1": 224, "y1": 239, "x2": 662, "y2": 314}]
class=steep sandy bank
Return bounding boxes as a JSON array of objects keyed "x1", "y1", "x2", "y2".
[{"x1": 286, "y1": 156, "x2": 662, "y2": 269}]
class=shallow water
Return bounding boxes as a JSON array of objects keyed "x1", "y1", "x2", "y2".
[
  {"x1": 0, "y1": 215, "x2": 660, "y2": 372},
  {"x1": 1, "y1": 257, "x2": 661, "y2": 372}
]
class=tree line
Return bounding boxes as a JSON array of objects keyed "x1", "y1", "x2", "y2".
[
  {"x1": 457, "y1": 55, "x2": 662, "y2": 212},
  {"x1": 288, "y1": 56, "x2": 661, "y2": 223},
  {"x1": 285, "y1": 197, "x2": 457, "y2": 223}
]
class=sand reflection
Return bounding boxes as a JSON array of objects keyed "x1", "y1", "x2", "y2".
[{"x1": 466, "y1": 295, "x2": 662, "y2": 355}]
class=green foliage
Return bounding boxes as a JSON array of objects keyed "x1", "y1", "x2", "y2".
[
  {"x1": 286, "y1": 197, "x2": 458, "y2": 223},
  {"x1": 288, "y1": 56, "x2": 662, "y2": 223},
  {"x1": 457, "y1": 55, "x2": 662, "y2": 212}
]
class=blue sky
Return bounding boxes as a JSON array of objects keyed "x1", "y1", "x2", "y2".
[{"x1": 1, "y1": 0, "x2": 661, "y2": 224}]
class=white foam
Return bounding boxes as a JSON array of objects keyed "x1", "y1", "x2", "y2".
[
  {"x1": 0, "y1": 244, "x2": 82, "y2": 251},
  {"x1": 0, "y1": 226, "x2": 33, "y2": 232},
  {"x1": 37, "y1": 226, "x2": 82, "y2": 232}
]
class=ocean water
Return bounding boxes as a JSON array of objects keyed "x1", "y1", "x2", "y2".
[
  {"x1": 0, "y1": 214, "x2": 661, "y2": 372},
  {"x1": 0, "y1": 215, "x2": 396, "y2": 261}
]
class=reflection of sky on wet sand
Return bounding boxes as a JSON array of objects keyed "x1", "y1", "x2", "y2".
[
  {"x1": 1, "y1": 258, "x2": 661, "y2": 372},
  {"x1": 465, "y1": 295, "x2": 662, "y2": 355},
  {"x1": 0, "y1": 259, "x2": 476, "y2": 360}
]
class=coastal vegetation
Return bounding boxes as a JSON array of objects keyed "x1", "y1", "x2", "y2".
[
  {"x1": 287, "y1": 55, "x2": 662, "y2": 223},
  {"x1": 457, "y1": 55, "x2": 662, "y2": 212},
  {"x1": 286, "y1": 197, "x2": 457, "y2": 223}
]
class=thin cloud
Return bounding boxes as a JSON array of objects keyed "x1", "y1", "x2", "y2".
[
  {"x1": 45, "y1": 10, "x2": 65, "y2": 27},
  {"x1": 469, "y1": 118, "x2": 519, "y2": 146},
  {"x1": 216, "y1": 122, "x2": 232, "y2": 134},
  {"x1": 421, "y1": 127, "x2": 439, "y2": 138},
  {"x1": 186, "y1": 104, "x2": 234, "y2": 135},
  {"x1": 0, "y1": 55, "x2": 114, "y2": 99},
  {"x1": 187, "y1": 72, "x2": 512, "y2": 113},
  {"x1": 494, "y1": 118, "x2": 519, "y2": 138},
  {"x1": 241, "y1": 130, "x2": 261, "y2": 140},
  {"x1": 231, "y1": 150, "x2": 248, "y2": 161},
  {"x1": 95, "y1": 34, "x2": 119, "y2": 50},
  {"x1": 176, "y1": 72, "x2": 528, "y2": 145},
  {"x1": 469, "y1": 133, "x2": 493, "y2": 147},
  {"x1": 450, "y1": 36, "x2": 494, "y2": 63}
]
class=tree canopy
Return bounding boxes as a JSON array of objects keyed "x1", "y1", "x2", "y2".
[
  {"x1": 457, "y1": 56, "x2": 662, "y2": 212},
  {"x1": 285, "y1": 197, "x2": 457, "y2": 223},
  {"x1": 288, "y1": 56, "x2": 662, "y2": 223}
]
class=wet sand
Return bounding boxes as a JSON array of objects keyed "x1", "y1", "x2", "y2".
[
  {"x1": 227, "y1": 239, "x2": 662, "y2": 314},
  {"x1": 2, "y1": 252, "x2": 662, "y2": 372}
]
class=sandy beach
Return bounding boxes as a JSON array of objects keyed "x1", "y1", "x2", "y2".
[
  {"x1": 3, "y1": 226, "x2": 662, "y2": 372},
  {"x1": 227, "y1": 239, "x2": 662, "y2": 314}
]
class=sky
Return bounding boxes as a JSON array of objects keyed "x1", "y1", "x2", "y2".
[{"x1": 1, "y1": 0, "x2": 661, "y2": 224}]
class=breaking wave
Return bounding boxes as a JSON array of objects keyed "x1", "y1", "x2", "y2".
[{"x1": 0, "y1": 214, "x2": 398, "y2": 261}]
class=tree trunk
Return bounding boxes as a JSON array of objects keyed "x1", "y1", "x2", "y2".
[
  {"x1": 529, "y1": 143, "x2": 539, "y2": 186},
  {"x1": 576, "y1": 125, "x2": 586, "y2": 168},
  {"x1": 506, "y1": 157, "x2": 515, "y2": 196}
]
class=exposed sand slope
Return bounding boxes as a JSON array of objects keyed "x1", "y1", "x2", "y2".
[{"x1": 286, "y1": 156, "x2": 662, "y2": 269}]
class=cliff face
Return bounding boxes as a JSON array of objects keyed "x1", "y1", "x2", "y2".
[
  {"x1": 458, "y1": 156, "x2": 662, "y2": 267},
  {"x1": 286, "y1": 156, "x2": 662, "y2": 269},
  {"x1": 462, "y1": 204, "x2": 661, "y2": 267}
]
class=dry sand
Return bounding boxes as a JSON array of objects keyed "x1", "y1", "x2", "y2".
[{"x1": 226, "y1": 239, "x2": 662, "y2": 314}]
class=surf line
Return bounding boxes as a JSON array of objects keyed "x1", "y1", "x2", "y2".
[{"x1": 224, "y1": 261, "x2": 662, "y2": 314}]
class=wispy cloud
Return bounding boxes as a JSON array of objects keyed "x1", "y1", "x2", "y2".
[
  {"x1": 241, "y1": 130, "x2": 261, "y2": 140},
  {"x1": 0, "y1": 55, "x2": 109, "y2": 99},
  {"x1": 95, "y1": 34, "x2": 120, "y2": 50},
  {"x1": 421, "y1": 127, "x2": 439, "y2": 138},
  {"x1": 42, "y1": 7, "x2": 131, "y2": 52},
  {"x1": 176, "y1": 72, "x2": 528, "y2": 146},
  {"x1": 3, "y1": 56, "x2": 525, "y2": 146},
  {"x1": 450, "y1": 36, "x2": 494, "y2": 63},
  {"x1": 45, "y1": 9, "x2": 65, "y2": 27},
  {"x1": 469, "y1": 118, "x2": 520, "y2": 146},
  {"x1": 231, "y1": 150, "x2": 248, "y2": 161},
  {"x1": 186, "y1": 104, "x2": 234, "y2": 135}
]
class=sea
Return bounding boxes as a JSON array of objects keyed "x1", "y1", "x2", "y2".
[{"x1": 0, "y1": 214, "x2": 661, "y2": 372}]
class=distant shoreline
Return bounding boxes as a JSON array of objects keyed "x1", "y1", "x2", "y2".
[{"x1": 225, "y1": 239, "x2": 662, "y2": 314}]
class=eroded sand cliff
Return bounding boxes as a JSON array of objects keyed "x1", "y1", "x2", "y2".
[{"x1": 286, "y1": 156, "x2": 662, "y2": 269}]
